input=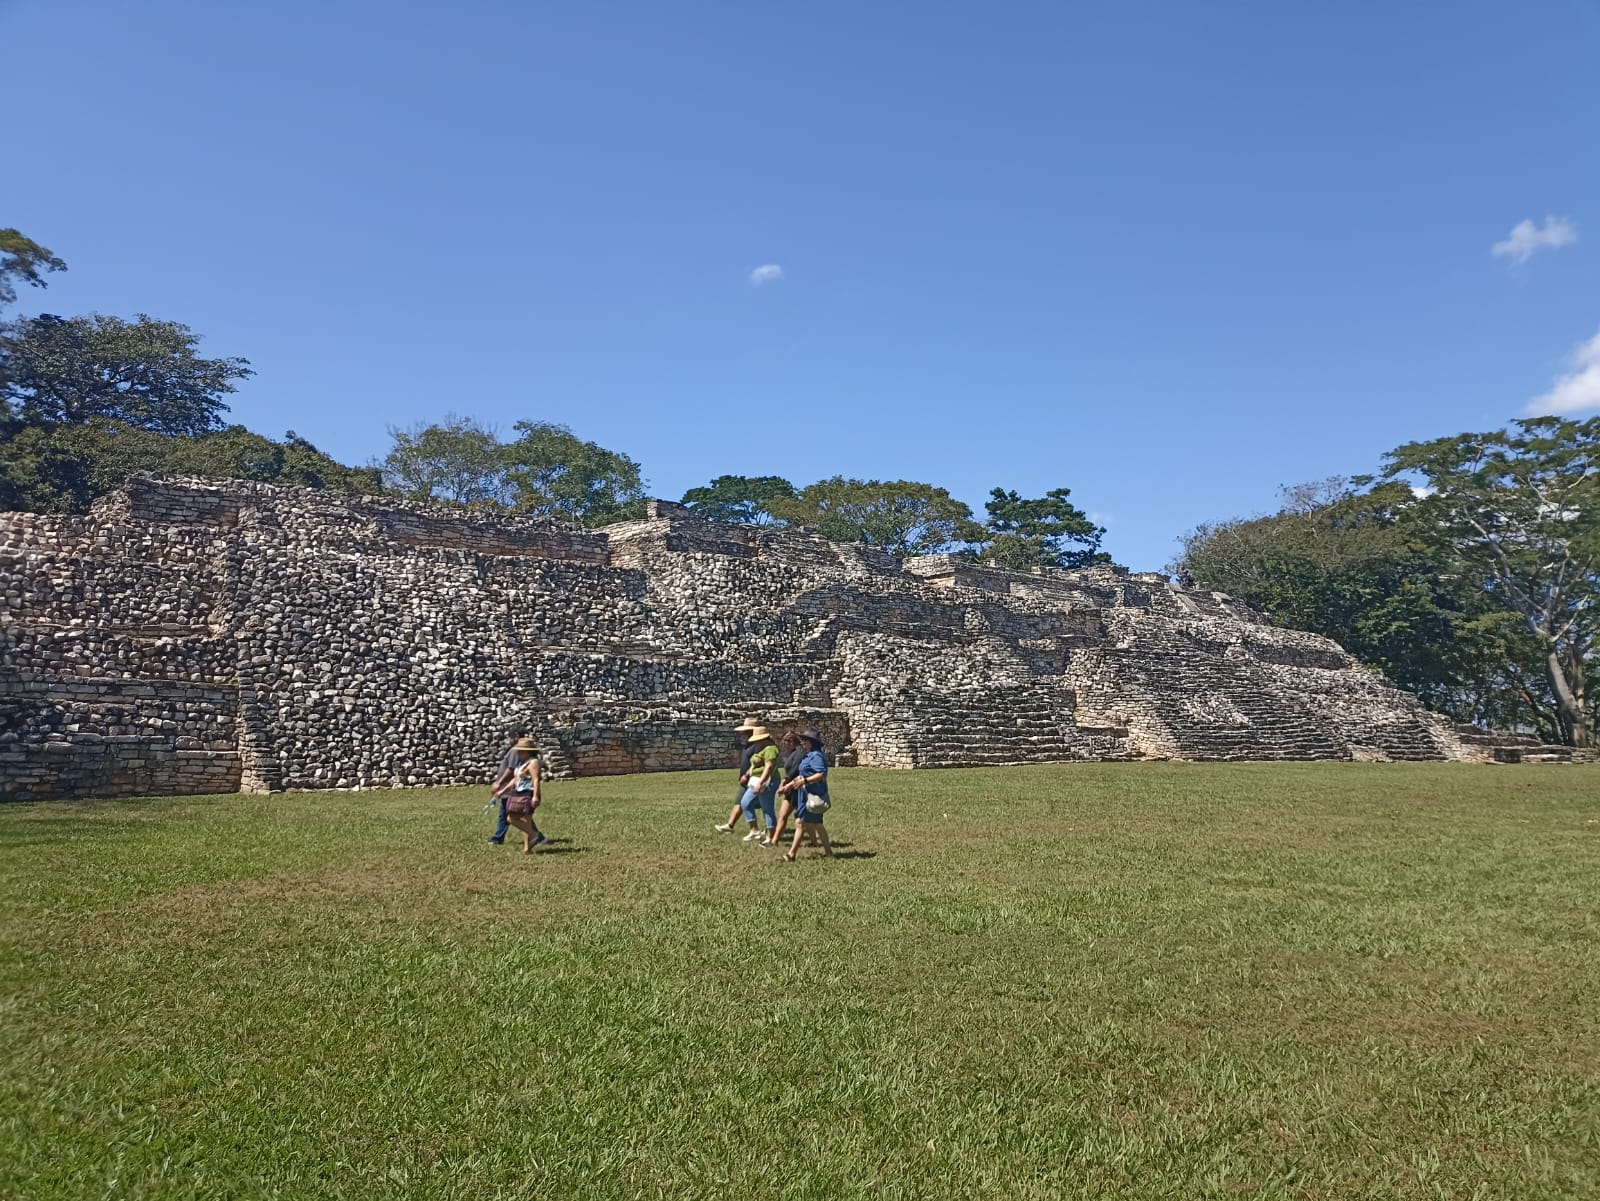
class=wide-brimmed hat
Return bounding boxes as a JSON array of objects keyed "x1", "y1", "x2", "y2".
[
  {"x1": 733, "y1": 716, "x2": 763, "y2": 732},
  {"x1": 514, "y1": 738, "x2": 539, "y2": 753},
  {"x1": 798, "y1": 728, "x2": 824, "y2": 747},
  {"x1": 745, "y1": 725, "x2": 772, "y2": 742}
]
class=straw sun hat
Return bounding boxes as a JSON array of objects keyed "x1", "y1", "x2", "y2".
[
  {"x1": 744, "y1": 726, "x2": 773, "y2": 742},
  {"x1": 514, "y1": 738, "x2": 539, "y2": 753}
]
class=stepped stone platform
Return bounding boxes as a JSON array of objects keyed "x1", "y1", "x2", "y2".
[
  {"x1": 1, "y1": 477, "x2": 1477, "y2": 800},
  {"x1": 1453, "y1": 725, "x2": 1593, "y2": 765}
]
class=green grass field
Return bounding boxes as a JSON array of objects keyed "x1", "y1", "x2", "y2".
[{"x1": 2, "y1": 762, "x2": 1597, "y2": 1200}]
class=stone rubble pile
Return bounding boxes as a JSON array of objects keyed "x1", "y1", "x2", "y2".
[{"x1": 1, "y1": 478, "x2": 1478, "y2": 800}]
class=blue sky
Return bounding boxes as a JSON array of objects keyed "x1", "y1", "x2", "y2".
[{"x1": 7, "y1": 0, "x2": 1598, "y2": 569}]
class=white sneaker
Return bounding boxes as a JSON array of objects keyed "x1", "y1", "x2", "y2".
[
  {"x1": 742, "y1": 829, "x2": 763, "y2": 841},
  {"x1": 714, "y1": 823, "x2": 733, "y2": 833}
]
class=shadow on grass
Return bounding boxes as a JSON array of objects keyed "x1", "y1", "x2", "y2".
[{"x1": 781, "y1": 842, "x2": 877, "y2": 861}]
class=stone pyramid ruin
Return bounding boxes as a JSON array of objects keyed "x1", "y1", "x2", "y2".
[{"x1": 0, "y1": 476, "x2": 1473, "y2": 800}]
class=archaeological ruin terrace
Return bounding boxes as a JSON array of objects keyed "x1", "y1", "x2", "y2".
[{"x1": 0, "y1": 476, "x2": 1478, "y2": 800}]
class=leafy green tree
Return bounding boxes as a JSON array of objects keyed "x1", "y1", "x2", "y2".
[
  {"x1": 381, "y1": 414, "x2": 511, "y2": 507},
  {"x1": 1, "y1": 313, "x2": 251, "y2": 435},
  {"x1": 1378, "y1": 416, "x2": 1599, "y2": 746},
  {"x1": 0, "y1": 229, "x2": 66, "y2": 309},
  {"x1": 179, "y1": 427, "x2": 383, "y2": 494},
  {"x1": 772, "y1": 477, "x2": 983, "y2": 557},
  {"x1": 1176, "y1": 475, "x2": 1585, "y2": 737},
  {"x1": 979, "y1": 487, "x2": 1106, "y2": 569},
  {"x1": 679, "y1": 474, "x2": 796, "y2": 525},
  {"x1": 0, "y1": 417, "x2": 96, "y2": 512},
  {"x1": 503, "y1": 420, "x2": 645, "y2": 526},
  {"x1": 0, "y1": 418, "x2": 380, "y2": 514}
]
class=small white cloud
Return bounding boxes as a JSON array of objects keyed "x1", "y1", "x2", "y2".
[
  {"x1": 1410, "y1": 484, "x2": 1436, "y2": 499},
  {"x1": 1529, "y1": 328, "x2": 1600, "y2": 415},
  {"x1": 748, "y1": 264, "x2": 783, "y2": 285},
  {"x1": 1492, "y1": 216, "x2": 1578, "y2": 265},
  {"x1": 1087, "y1": 512, "x2": 1112, "y2": 527}
]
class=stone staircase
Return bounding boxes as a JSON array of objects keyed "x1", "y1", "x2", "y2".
[
  {"x1": 1156, "y1": 682, "x2": 1347, "y2": 762},
  {"x1": 840, "y1": 679, "x2": 1132, "y2": 768}
]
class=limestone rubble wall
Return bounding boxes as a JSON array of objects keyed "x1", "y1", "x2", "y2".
[{"x1": 0, "y1": 477, "x2": 1471, "y2": 801}]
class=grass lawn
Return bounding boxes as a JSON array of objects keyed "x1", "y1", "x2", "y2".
[{"x1": 2, "y1": 762, "x2": 1598, "y2": 1200}]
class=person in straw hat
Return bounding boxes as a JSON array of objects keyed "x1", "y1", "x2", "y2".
[
  {"x1": 713, "y1": 715, "x2": 766, "y2": 836},
  {"x1": 730, "y1": 724, "x2": 781, "y2": 842},
  {"x1": 499, "y1": 737, "x2": 549, "y2": 854},
  {"x1": 777, "y1": 727, "x2": 833, "y2": 860},
  {"x1": 485, "y1": 724, "x2": 527, "y2": 845}
]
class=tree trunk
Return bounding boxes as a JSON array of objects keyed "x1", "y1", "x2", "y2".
[{"x1": 1546, "y1": 648, "x2": 1589, "y2": 747}]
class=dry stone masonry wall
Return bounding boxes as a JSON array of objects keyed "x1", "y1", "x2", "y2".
[{"x1": 1, "y1": 477, "x2": 1475, "y2": 800}]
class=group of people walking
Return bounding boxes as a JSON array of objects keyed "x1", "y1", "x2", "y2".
[
  {"x1": 483, "y1": 717, "x2": 834, "y2": 861},
  {"x1": 714, "y1": 716, "x2": 833, "y2": 860}
]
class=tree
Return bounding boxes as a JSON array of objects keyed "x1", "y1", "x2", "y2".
[
  {"x1": 1379, "y1": 416, "x2": 1600, "y2": 746},
  {"x1": 771, "y1": 477, "x2": 983, "y2": 557},
  {"x1": 0, "y1": 229, "x2": 66, "y2": 309},
  {"x1": 502, "y1": 420, "x2": 645, "y2": 526},
  {"x1": 1178, "y1": 478, "x2": 1414, "y2": 599},
  {"x1": 381, "y1": 414, "x2": 511, "y2": 507},
  {"x1": 1176, "y1": 473, "x2": 1590, "y2": 739},
  {"x1": 1, "y1": 313, "x2": 251, "y2": 435},
  {"x1": 0, "y1": 418, "x2": 381, "y2": 514},
  {"x1": 679, "y1": 474, "x2": 796, "y2": 525},
  {"x1": 979, "y1": 487, "x2": 1106, "y2": 569},
  {"x1": 178, "y1": 427, "x2": 383, "y2": 494}
]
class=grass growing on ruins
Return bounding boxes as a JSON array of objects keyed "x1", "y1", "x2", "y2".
[{"x1": 2, "y1": 762, "x2": 1598, "y2": 1201}]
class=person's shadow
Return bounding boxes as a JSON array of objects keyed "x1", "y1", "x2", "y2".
[
  {"x1": 795, "y1": 839, "x2": 876, "y2": 861},
  {"x1": 537, "y1": 838, "x2": 585, "y2": 855}
]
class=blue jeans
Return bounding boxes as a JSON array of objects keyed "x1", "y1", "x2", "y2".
[
  {"x1": 491, "y1": 797, "x2": 509, "y2": 841},
  {"x1": 740, "y1": 782, "x2": 778, "y2": 829}
]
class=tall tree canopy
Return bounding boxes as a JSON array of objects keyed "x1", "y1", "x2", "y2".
[
  {"x1": 1179, "y1": 432, "x2": 1600, "y2": 748},
  {"x1": 1379, "y1": 416, "x2": 1599, "y2": 746},
  {"x1": 0, "y1": 228, "x2": 66, "y2": 309},
  {"x1": 979, "y1": 487, "x2": 1106, "y2": 569},
  {"x1": 0, "y1": 420, "x2": 381, "y2": 514},
  {"x1": 1176, "y1": 479, "x2": 1515, "y2": 721},
  {"x1": 375, "y1": 417, "x2": 645, "y2": 524},
  {"x1": 0, "y1": 233, "x2": 379, "y2": 513},
  {"x1": 679, "y1": 474, "x2": 796, "y2": 525},
  {"x1": 502, "y1": 420, "x2": 645, "y2": 525},
  {"x1": 381, "y1": 414, "x2": 510, "y2": 507},
  {"x1": 1, "y1": 313, "x2": 251, "y2": 435},
  {"x1": 772, "y1": 477, "x2": 983, "y2": 557}
]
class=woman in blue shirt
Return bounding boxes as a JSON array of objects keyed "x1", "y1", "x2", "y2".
[{"x1": 778, "y1": 728, "x2": 833, "y2": 861}]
